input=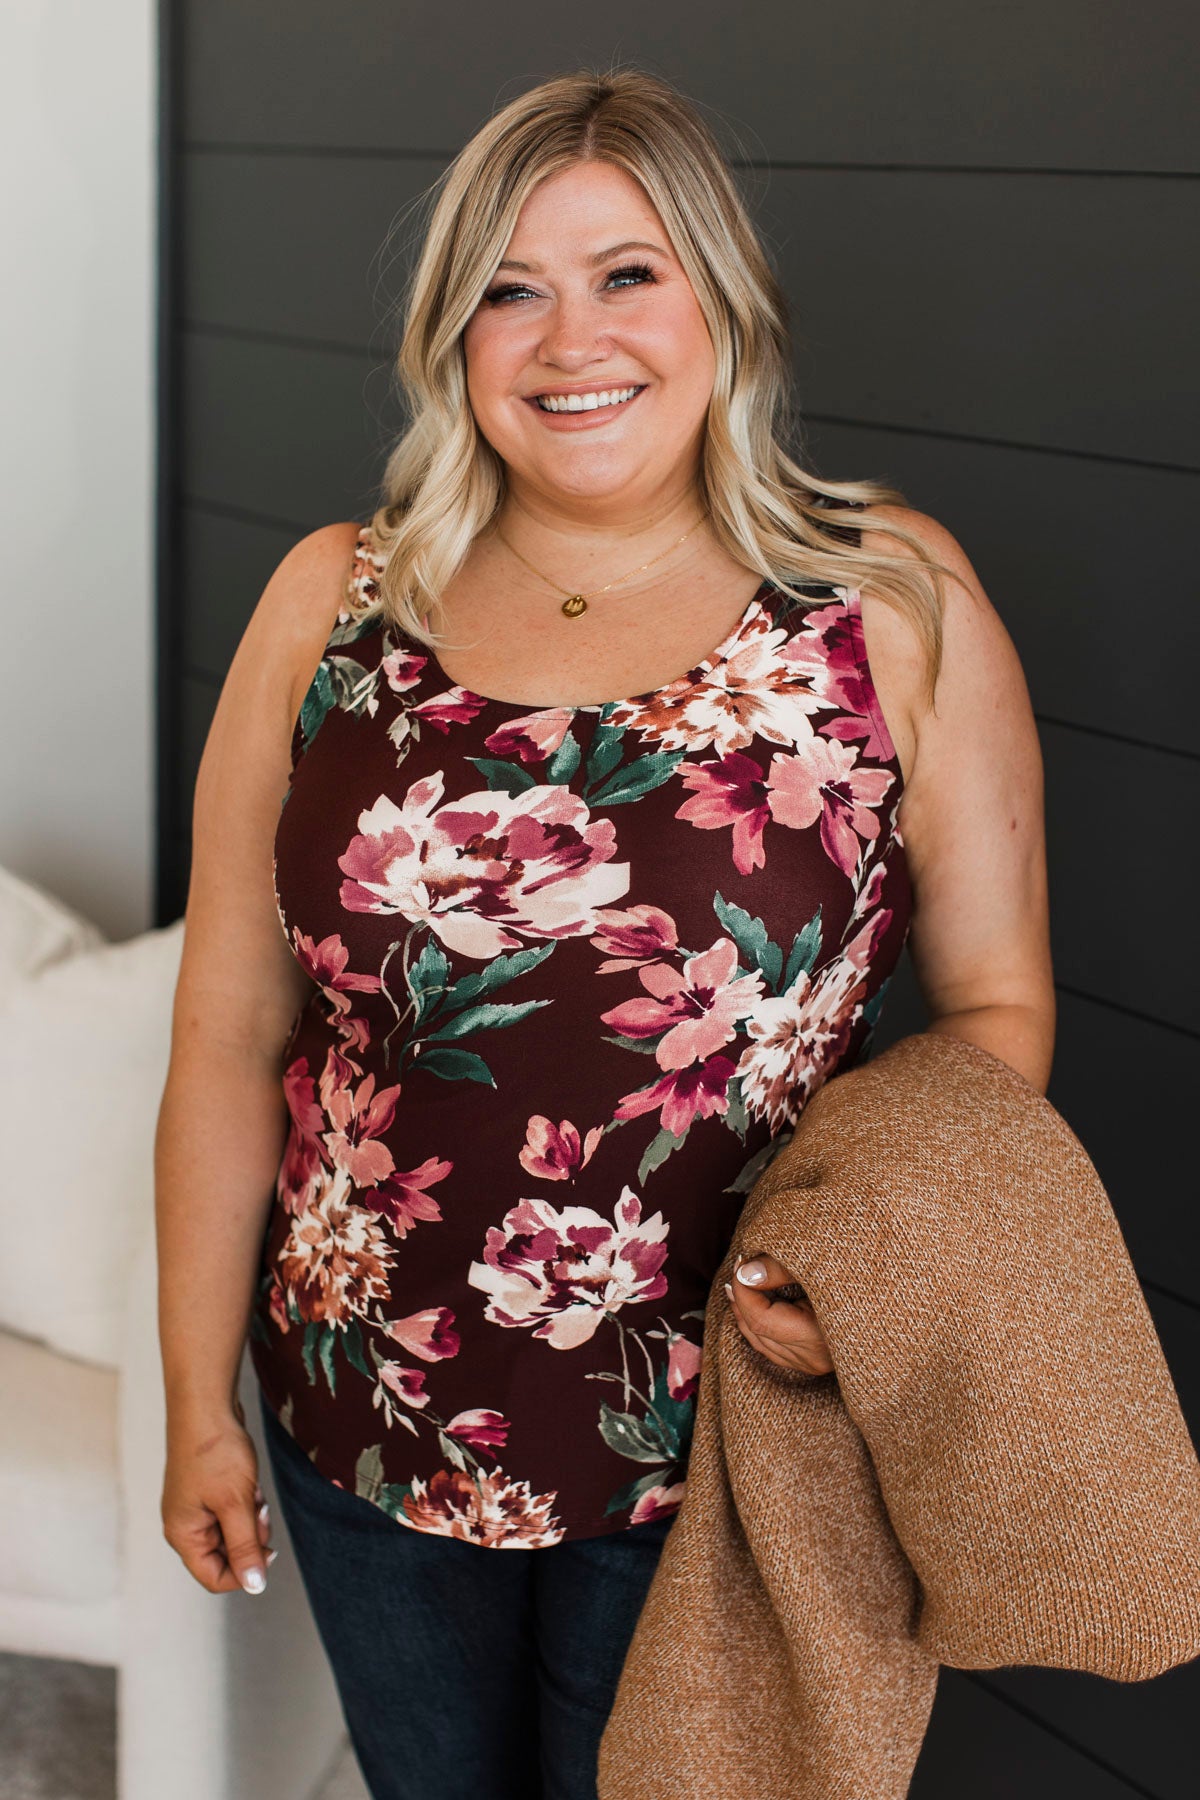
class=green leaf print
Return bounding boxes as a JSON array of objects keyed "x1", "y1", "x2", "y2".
[
  {"x1": 447, "y1": 942, "x2": 555, "y2": 1009},
  {"x1": 588, "y1": 748, "x2": 686, "y2": 807},
  {"x1": 583, "y1": 717, "x2": 626, "y2": 788},
  {"x1": 355, "y1": 1443, "x2": 386, "y2": 1505},
  {"x1": 468, "y1": 756, "x2": 538, "y2": 795},
  {"x1": 783, "y1": 906, "x2": 824, "y2": 991},
  {"x1": 412, "y1": 1046, "x2": 497, "y2": 1085},
  {"x1": 423, "y1": 998, "x2": 552, "y2": 1042},
  {"x1": 545, "y1": 728, "x2": 583, "y2": 784},
  {"x1": 604, "y1": 1469, "x2": 672, "y2": 1516},
  {"x1": 637, "y1": 1124, "x2": 687, "y2": 1187},
  {"x1": 406, "y1": 937, "x2": 453, "y2": 1025},
  {"x1": 298, "y1": 661, "x2": 337, "y2": 747},
  {"x1": 600, "y1": 1030, "x2": 665, "y2": 1056},
  {"x1": 712, "y1": 891, "x2": 784, "y2": 991},
  {"x1": 861, "y1": 973, "x2": 891, "y2": 1030},
  {"x1": 301, "y1": 1320, "x2": 322, "y2": 1386},
  {"x1": 648, "y1": 1364, "x2": 694, "y2": 1461},
  {"x1": 341, "y1": 1318, "x2": 373, "y2": 1381},
  {"x1": 325, "y1": 655, "x2": 376, "y2": 718},
  {"x1": 317, "y1": 1325, "x2": 338, "y2": 1396},
  {"x1": 437, "y1": 1429, "x2": 471, "y2": 1473},
  {"x1": 598, "y1": 1402, "x2": 672, "y2": 1463}
]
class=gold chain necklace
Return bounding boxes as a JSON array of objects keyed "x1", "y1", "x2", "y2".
[{"x1": 494, "y1": 514, "x2": 709, "y2": 617}]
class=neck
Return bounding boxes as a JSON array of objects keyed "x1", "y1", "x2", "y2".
[{"x1": 494, "y1": 476, "x2": 707, "y2": 568}]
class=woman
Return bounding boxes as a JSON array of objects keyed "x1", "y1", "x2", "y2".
[{"x1": 156, "y1": 65, "x2": 1053, "y2": 1800}]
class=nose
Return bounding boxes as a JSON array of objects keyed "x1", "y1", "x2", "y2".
[{"x1": 535, "y1": 289, "x2": 612, "y2": 373}]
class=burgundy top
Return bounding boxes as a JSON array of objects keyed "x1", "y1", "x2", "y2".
[{"x1": 249, "y1": 510, "x2": 912, "y2": 1547}]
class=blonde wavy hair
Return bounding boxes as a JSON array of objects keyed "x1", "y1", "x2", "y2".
[{"x1": 365, "y1": 62, "x2": 953, "y2": 703}]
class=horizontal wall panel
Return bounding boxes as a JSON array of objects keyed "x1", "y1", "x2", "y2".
[
  {"x1": 180, "y1": 1, "x2": 1199, "y2": 173},
  {"x1": 179, "y1": 506, "x2": 313, "y2": 679},
  {"x1": 1050, "y1": 993, "x2": 1200, "y2": 1305},
  {"x1": 181, "y1": 152, "x2": 1198, "y2": 469},
  {"x1": 180, "y1": 151, "x2": 442, "y2": 348},
  {"x1": 179, "y1": 331, "x2": 400, "y2": 523},
  {"x1": 811, "y1": 421, "x2": 1200, "y2": 759},
  {"x1": 1041, "y1": 721, "x2": 1197, "y2": 1036},
  {"x1": 911, "y1": 1666, "x2": 1141, "y2": 1796}
]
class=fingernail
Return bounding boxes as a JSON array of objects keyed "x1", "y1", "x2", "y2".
[
  {"x1": 257, "y1": 1501, "x2": 270, "y2": 1527},
  {"x1": 736, "y1": 1260, "x2": 766, "y2": 1286},
  {"x1": 266, "y1": 1549, "x2": 278, "y2": 1567},
  {"x1": 242, "y1": 1566, "x2": 266, "y2": 1594},
  {"x1": 723, "y1": 1282, "x2": 733, "y2": 1300}
]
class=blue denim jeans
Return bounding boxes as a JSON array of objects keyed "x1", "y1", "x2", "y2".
[{"x1": 257, "y1": 1388, "x2": 674, "y2": 1800}]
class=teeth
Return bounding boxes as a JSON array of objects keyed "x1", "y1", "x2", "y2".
[{"x1": 535, "y1": 386, "x2": 641, "y2": 413}]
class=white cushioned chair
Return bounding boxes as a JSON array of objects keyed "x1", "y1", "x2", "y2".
[{"x1": 0, "y1": 864, "x2": 348, "y2": 1800}]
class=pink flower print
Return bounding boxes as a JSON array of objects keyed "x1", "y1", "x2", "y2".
[
  {"x1": 600, "y1": 936, "x2": 764, "y2": 1071},
  {"x1": 268, "y1": 1280, "x2": 290, "y2": 1334},
  {"x1": 519, "y1": 1115, "x2": 605, "y2": 1182},
  {"x1": 410, "y1": 688, "x2": 490, "y2": 734},
  {"x1": 735, "y1": 953, "x2": 871, "y2": 1133},
  {"x1": 850, "y1": 857, "x2": 888, "y2": 924},
  {"x1": 468, "y1": 1188, "x2": 669, "y2": 1350},
  {"x1": 366, "y1": 1154, "x2": 453, "y2": 1239},
  {"x1": 337, "y1": 772, "x2": 630, "y2": 960},
  {"x1": 842, "y1": 907, "x2": 894, "y2": 974},
  {"x1": 380, "y1": 645, "x2": 428, "y2": 694},
  {"x1": 667, "y1": 1334, "x2": 702, "y2": 1401},
  {"x1": 379, "y1": 1304, "x2": 460, "y2": 1361},
  {"x1": 608, "y1": 607, "x2": 825, "y2": 758},
  {"x1": 611, "y1": 1053, "x2": 739, "y2": 1137},
  {"x1": 277, "y1": 1165, "x2": 396, "y2": 1326},
  {"x1": 320, "y1": 1060, "x2": 402, "y2": 1188},
  {"x1": 444, "y1": 1409, "x2": 510, "y2": 1454},
  {"x1": 629, "y1": 1482, "x2": 687, "y2": 1525},
  {"x1": 780, "y1": 598, "x2": 896, "y2": 761},
  {"x1": 291, "y1": 929, "x2": 383, "y2": 1008},
  {"x1": 589, "y1": 904, "x2": 680, "y2": 973},
  {"x1": 276, "y1": 1057, "x2": 327, "y2": 1216},
  {"x1": 764, "y1": 737, "x2": 894, "y2": 881},
  {"x1": 482, "y1": 709, "x2": 573, "y2": 765},
  {"x1": 674, "y1": 753, "x2": 772, "y2": 876},
  {"x1": 401, "y1": 1465, "x2": 564, "y2": 1546},
  {"x1": 376, "y1": 1361, "x2": 432, "y2": 1414}
]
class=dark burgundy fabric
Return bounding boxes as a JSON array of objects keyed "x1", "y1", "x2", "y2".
[{"x1": 248, "y1": 507, "x2": 912, "y2": 1547}]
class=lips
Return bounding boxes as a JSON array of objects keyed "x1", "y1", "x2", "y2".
[{"x1": 523, "y1": 384, "x2": 648, "y2": 426}]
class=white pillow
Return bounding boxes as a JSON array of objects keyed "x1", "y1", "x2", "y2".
[
  {"x1": 0, "y1": 861, "x2": 106, "y2": 985},
  {"x1": 0, "y1": 869, "x2": 184, "y2": 1368}
]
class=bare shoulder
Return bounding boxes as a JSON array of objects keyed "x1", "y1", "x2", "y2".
[
  {"x1": 249, "y1": 519, "x2": 367, "y2": 724},
  {"x1": 851, "y1": 502, "x2": 1033, "y2": 786}
]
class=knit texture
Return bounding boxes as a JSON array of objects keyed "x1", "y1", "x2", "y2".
[{"x1": 597, "y1": 1030, "x2": 1200, "y2": 1799}]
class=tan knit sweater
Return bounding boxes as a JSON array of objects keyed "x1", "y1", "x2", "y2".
[{"x1": 597, "y1": 1030, "x2": 1200, "y2": 1799}]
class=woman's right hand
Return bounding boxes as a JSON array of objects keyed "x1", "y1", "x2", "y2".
[{"x1": 162, "y1": 1405, "x2": 276, "y2": 1594}]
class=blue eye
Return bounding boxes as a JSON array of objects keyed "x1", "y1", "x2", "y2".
[{"x1": 482, "y1": 261, "x2": 657, "y2": 305}]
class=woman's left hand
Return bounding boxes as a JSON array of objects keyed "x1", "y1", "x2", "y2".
[{"x1": 724, "y1": 1253, "x2": 834, "y2": 1375}]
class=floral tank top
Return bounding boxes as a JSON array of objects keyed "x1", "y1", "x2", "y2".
[{"x1": 248, "y1": 507, "x2": 912, "y2": 1548}]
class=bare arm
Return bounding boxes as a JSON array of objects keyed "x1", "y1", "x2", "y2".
[
  {"x1": 857, "y1": 505, "x2": 1056, "y2": 1094},
  {"x1": 730, "y1": 503, "x2": 1056, "y2": 1373},
  {"x1": 155, "y1": 518, "x2": 362, "y2": 1593}
]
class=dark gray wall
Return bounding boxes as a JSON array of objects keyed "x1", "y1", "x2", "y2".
[{"x1": 159, "y1": 3, "x2": 1200, "y2": 1788}]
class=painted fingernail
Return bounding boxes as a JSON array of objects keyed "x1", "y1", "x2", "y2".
[
  {"x1": 257, "y1": 1502, "x2": 270, "y2": 1527},
  {"x1": 266, "y1": 1549, "x2": 278, "y2": 1567},
  {"x1": 723, "y1": 1282, "x2": 734, "y2": 1300},
  {"x1": 242, "y1": 1566, "x2": 266, "y2": 1594},
  {"x1": 736, "y1": 1260, "x2": 766, "y2": 1286}
]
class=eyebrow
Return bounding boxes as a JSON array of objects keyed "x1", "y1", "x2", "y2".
[{"x1": 495, "y1": 239, "x2": 670, "y2": 273}]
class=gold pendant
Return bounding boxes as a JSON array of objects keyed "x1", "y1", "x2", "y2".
[{"x1": 561, "y1": 594, "x2": 588, "y2": 618}]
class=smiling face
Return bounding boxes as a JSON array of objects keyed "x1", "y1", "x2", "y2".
[{"x1": 462, "y1": 160, "x2": 717, "y2": 517}]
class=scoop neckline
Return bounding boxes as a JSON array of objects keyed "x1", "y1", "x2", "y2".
[{"x1": 411, "y1": 578, "x2": 778, "y2": 716}]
